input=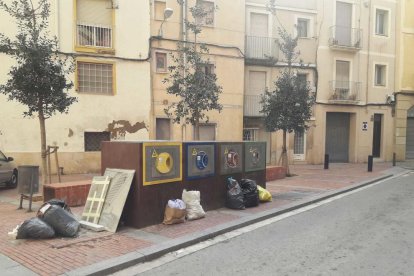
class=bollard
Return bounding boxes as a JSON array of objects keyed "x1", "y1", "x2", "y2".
[
  {"x1": 324, "y1": 154, "x2": 329, "y2": 169},
  {"x1": 368, "y1": 155, "x2": 373, "y2": 172},
  {"x1": 393, "y1": 153, "x2": 396, "y2": 167}
]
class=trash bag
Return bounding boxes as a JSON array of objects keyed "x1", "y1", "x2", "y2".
[
  {"x1": 258, "y1": 185, "x2": 272, "y2": 202},
  {"x1": 163, "y1": 200, "x2": 186, "y2": 225},
  {"x1": 42, "y1": 205, "x2": 80, "y2": 237},
  {"x1": 37, "y1": 199, "x2": 71, "y2": 218},
  {"x1": 16, "y1": 217, "x2": 55, "y2": 239},
  {"x1": 182, "y1": 190, "x2": 206, "y2": 220},
  {"x1": 46, "y1": 198, "x2": 72, "y2": 213},
  {"x1": 226, "y1": 177, "x2": 245, "y2": 210},
  {"x1": 240, "y1": 179, "x2": 259, "y2": 208}
]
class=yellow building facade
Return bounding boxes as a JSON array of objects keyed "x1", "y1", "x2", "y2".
[
  {"x1": 149, "y1": 0, "x2": 245, "y2": 142},
  {"x1": 395, "y1": 0, "x2": 414, "y2": 160}
]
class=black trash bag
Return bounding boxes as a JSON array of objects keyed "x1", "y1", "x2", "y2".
[
  {"x1": 16, "y1": 217, "x2": 55, "y2": 239},
  {"x1": 42, "y1": 205, "x2": 80, "y2": 237},
  {"x1": 46, "y1": 199, "x2": 72, "y2": 213},
  {"x1": 240, "y1": 179, "x2": 259, "y2": 208},
  {"x1": 225, "y1": 177, "x2": 245, "y2": 210}
]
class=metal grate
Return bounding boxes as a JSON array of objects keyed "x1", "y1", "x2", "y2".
[
  {"x1": 294, "y1": 131, "x2": 304, "y2": 155},
  {"x1": 77, "y1": 62, "x2": 113, "y2": 94},
  {"x1": 84, "y1": 132, "x2": 110, "y2": 152},
  {"x1": 77, "y1": 23, "x2": 112, "y2": 48}
]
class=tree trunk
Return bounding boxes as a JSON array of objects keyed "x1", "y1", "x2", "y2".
[
  {"x1": 282, "y1": 129, "x2": 290, "y2": 176},
  {"x1": 194, "y1": 121, "x2": 200, "y2": 141},
  {"x1": 38, "y1": 109, "x2": 48, "y2": 189}
]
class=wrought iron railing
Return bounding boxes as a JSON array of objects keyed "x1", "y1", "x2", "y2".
[
  {"x1": 244, "y1": 94, "x2": 263, "y2": 117},
  {"x1": 77, "y1": 22, "x2": 113, "y2": 48},
  {"x1": 245, "y1": 36, "x2": 279, "y2": 60},
  {"x1": 329, "y1": 26, "x2": 362, "y2": 49},
  {"x1": 329, "y1": 80, "x2": 362, "y2": 101}
]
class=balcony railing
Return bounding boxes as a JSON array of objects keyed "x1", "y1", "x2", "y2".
[
  {"x1": 328, "y1": 26, "x2": 362, "y2": 50},
  {"x1": 77, "y1": 22, "x2": 112, "y2": 48},
  {"x1": 244, "y1": 94, "x2": 263, "y2": 117},
  {"x1": 245, "y1": 36, "x2": 279, "y2": 61},
  {"x1": 329, "y1": 81, "x2": 362, "y2": 102}
]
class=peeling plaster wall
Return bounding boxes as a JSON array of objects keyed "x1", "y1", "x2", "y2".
[{"x1": 0, "y1": 0, "x2": 151, "y2": 173}]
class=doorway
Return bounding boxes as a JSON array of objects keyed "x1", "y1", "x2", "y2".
[{"x1": 372, "y1": 114, "x2": 382, "y2": 158}]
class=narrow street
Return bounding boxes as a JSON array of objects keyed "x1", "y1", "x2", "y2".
[{"x1": 118, "y1": 172, "x2": 414, "y2": 276}]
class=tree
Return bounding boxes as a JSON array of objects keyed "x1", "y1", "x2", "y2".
[
  {"x1": 260, "y1": 29, "x2": 315, "y2": 175},
  {"x1": 163, "y1": 1, "x2": 222, "y2": 140},
  {"x1": 0, "y1": 0, "x2": 76, "y2": 186}
]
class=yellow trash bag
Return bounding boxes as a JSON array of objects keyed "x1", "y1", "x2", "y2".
[{"x1": 257, "y1": 185, "x2": 272, "y2": 202}]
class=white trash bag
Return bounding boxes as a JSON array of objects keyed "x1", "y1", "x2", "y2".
[{"x1": 182, "y1": 189, "x2": 206, "y2": 221}]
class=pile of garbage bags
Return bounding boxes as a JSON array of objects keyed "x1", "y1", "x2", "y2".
[
  {"x1": 226, "y1": 177, "x2": 272, "y2": 210},
  {"x1": 10, "y1": 199, "x2": 80, "y2": 240},
  {"x1": 163, "y1": 189, "x2": 206, "y2": 225}
]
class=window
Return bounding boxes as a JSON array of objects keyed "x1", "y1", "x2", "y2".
[
  {"x1": 375, "y1": 9, "x2": 389, "y2": 36},
  {"x1": 84, "y1": 132, "x2": 110, "y2": 152},
  {"x1": 297, "y1": 73, "x2": 308, "y2": 88},
  {"x1": 197, "y1": 123, "x2": 216, "y2": 140},
  {"x1": 77, "y1": 62, "x2": 114, "y2": 95},
  {"x1": 156, "y1": 118, "x2": 171, "y2": 140},
  {"x1": 195, "y1": 0, "x2": 215, "y2": 26},
  {"x1": 76, "y1": 0, "x2": 113, "y2": 49},
  {"x1": 154, "y1": 0, "x2": 166, "y2": 21},
  {"x1": 200, "y1": 63, "x2": 215, "y2": 75},
  {"x1": 297, "y1": 18, "x2": 309, "y2": 38},
  {"x1": 375, "y1": 64, "x2": 386, "y2": 86},
  {"x1": 155, "y1": 52, "x2": 167, "y2": 72},
  {"x1": 243, "y1": 128, "x2": 258, "y2": 141}
]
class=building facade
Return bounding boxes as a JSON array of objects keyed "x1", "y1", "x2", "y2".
[
  {"x1": 395, "y1": 0, "x2": 414, "y2": 161},
  {"x1": 0, "y1": 0, "x2": 152, "y2": 173},
  {"x1": 149, "y1": 0, "x2": 245, "y2": 142},
  {"x1": 0, "y1": 0, "x2": 401, "y2": 175},
  {"x1": 244, "y1": 0, "x2": 397, "y2": 165}
]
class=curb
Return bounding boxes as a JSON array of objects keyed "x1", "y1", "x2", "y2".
[{"x1": 64, "y1": 173, "x2": 395, "y2": 276}]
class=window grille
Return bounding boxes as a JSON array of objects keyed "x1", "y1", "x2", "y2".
[
  {"x1": 243, "y1": 129, "x2": 258, "y2": 141},
  {"x1": 77, "y1": 23, "x2": 112, "y2": 48},
  {"x1": 77, "y1": 62, "x2": 114, "y2": 94},
  {"x1": 84, "y1": 132, "x2": 110, "y2": 152},
  {"x1": 294, "y1": 131, "x2": 305, "y2": 155}
]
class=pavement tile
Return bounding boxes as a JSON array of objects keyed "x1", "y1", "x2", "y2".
[{"x1": 0, "y1": 163, "x2": 398, "y2": 275}]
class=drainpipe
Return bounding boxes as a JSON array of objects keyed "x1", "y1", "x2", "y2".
[
  {"x1": 365, "y1": 0, "x2": 372, "y2": 105},
  {"x1": 55, "y1": 0, "x2": 60, "y2": 49},
  {"x1": 182, "y1": 0, "x2": 188, "y2": 140}
]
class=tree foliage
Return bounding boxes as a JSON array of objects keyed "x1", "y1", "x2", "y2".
[
  {"x1": 260, "y1": 28, "x2": 315, "y2": 173},
  {"x1": 260, "y1": 29, "x2": 314, "y2": 134},
  {"x1": 0, "y1": 0, "x2": 76, "y2": 184},
  {"x1": 0, "y1": 0, "x2": 76, "y2": 118},
  {"x1": 163, "y1": 1, "x2": 222, "y2": 139}
]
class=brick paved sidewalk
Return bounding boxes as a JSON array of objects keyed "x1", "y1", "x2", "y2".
[{"x1": 0, "y1": 162, "x2": 398, "y2": 276}]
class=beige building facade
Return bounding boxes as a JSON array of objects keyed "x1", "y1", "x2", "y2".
[
  {"x1": 244, "y1": 0, "x2": 397, "y2": 165},
  {"x1": 149, "y1": 0, "x2": 245, "y2": 142},
  {"x1": 394, "y1": 0, "x2": 414, "y2": 161},
  {"x1": 0, "y1": 0, "x2": 152, "y2": 173}
]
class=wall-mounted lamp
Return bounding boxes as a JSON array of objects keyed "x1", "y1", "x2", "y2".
[{"x1": 158, "y1": 8, "x2": 174, "y2": 37}]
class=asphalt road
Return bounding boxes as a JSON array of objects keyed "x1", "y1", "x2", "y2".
[{"x1": 121, "y1": 172, "x2": 414, "y2": 276}]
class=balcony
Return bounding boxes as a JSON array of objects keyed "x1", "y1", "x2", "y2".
[
  {"x1": 328, "y1": 26, "x2": 362, "y2": 51},
  {"x1": 244, "y1": 94, "x2": 263, "y2": 117},
  {"x1": 76, "y1": 22, "x2": 113, "y2": 52},
  {"x1": 329, "y1": 81, "x2": 362, "y2": 103},
  {"x1": 245, "y1": 36, "x2": 279, "y2": 65}
]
